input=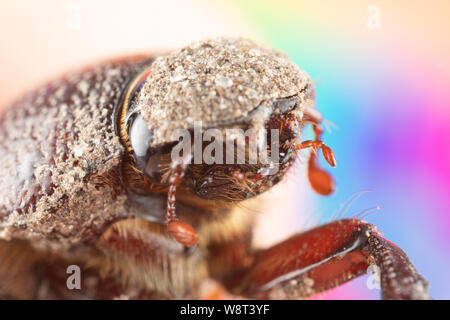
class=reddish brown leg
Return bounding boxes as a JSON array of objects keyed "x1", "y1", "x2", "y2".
[{"x1": 223, "y1": 219, "x2": 429, "y2": 300}]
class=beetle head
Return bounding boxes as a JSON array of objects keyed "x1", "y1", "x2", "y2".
[{"x1": 119, "y1": 37, "x2": 325, "y2": 205}]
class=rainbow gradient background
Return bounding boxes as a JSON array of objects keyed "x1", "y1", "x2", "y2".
[
  {"x1": 1, "y1": 0, "x2": 449, "y2": 299},
  {"x1": 234, "y1": 0, "x2": 450, "y2": 299}
]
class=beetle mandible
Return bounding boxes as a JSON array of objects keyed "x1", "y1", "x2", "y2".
[{"x1": 0, "y1": 37, "x2": 429, "y2": 299}]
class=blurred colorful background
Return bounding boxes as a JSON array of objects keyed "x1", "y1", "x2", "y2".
[{"x1": 1, "y1": 0, "x2": 449, "y2": 299}]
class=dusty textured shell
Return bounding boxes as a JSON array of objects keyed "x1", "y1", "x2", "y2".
[
  {"x1": 137, "y1": 37, "x2": 312, "y2": 146},
  {"x1": 0, "y1": 56, "x2": 152, "y2": 251}
]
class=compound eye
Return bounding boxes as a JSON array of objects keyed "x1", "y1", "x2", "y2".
[
  {"x1": 129, "y1": 113, "x2": 152, "y2": 170},
  {"x1": 128, "y1": 113, "x2": 174, "y2": 185}
]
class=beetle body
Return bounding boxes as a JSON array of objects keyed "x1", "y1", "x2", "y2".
[
  {"x1": 0, "y1": 38, "x2": 429, "y2": 300},
  {"x1": 0, "y1": 56, "x2": 145, "y2": 249}
]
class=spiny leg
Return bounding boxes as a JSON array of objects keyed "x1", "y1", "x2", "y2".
[{"x1": 221, "y1": 219, "x2": 429, "y2": 300}]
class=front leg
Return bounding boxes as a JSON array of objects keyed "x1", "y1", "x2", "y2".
[{"x1": 215, "y1": 219, "x2": 429, "y2": 300}]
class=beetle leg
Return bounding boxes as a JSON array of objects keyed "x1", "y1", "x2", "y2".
[{"x1": 222, "y1": 219, "x2": 429, "y2": 300}]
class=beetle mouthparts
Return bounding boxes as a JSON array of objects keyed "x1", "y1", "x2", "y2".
[
  {"x1": 296, "y1": 106, "x2": 336, "y2": 196},
  {"x1": 167, "y1": 220, "x2": 199, "y2": 247},
  {"x1": 165, "y1": 154, "x2": 199, "y2": 247}
]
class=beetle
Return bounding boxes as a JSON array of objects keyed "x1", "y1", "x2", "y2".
[{"x1": 0, "y1": 37, "x2": 429, "y2": 299}]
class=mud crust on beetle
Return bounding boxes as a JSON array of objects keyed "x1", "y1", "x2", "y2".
[
  {"x1": 137, "y1": 37, "x2": 312, "y2": 147},
  {"x1": 0, "y1": 57, "x2": 151, "y2": 251}
]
